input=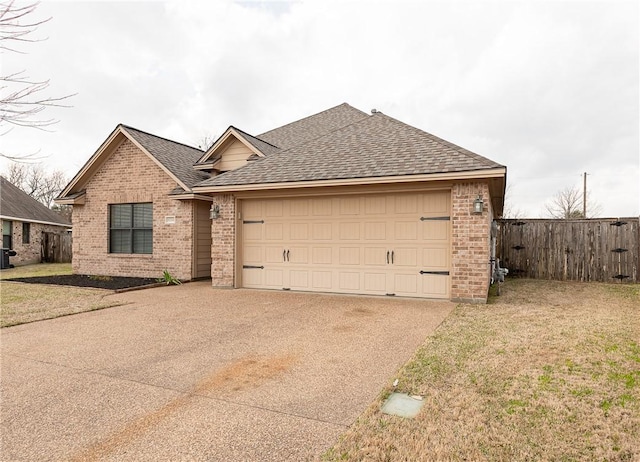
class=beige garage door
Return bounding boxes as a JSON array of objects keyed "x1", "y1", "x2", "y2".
[{"x1": 241, "y1": 191, "x2": 451, "y2": 299}]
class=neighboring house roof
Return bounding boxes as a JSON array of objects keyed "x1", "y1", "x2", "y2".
[
  {"x1": 194, "y1": 110, "x2": 504, "y2": 189},
  {"x1": 0, "y1": 176, "x2": 71, "y2": 227}
]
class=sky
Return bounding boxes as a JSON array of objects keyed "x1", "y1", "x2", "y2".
[{"x1": 2, "y1": 0, "x2": 638, "y2": 218}]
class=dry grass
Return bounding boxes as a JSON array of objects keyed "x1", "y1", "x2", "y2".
[
  {"x1": 0, "y1": 262, "x2": 72, "y2": 279},
  {"x1": 0, "y1": 263, "x2": 124, "y2": 327},
  {"x1": 323, "y1": 280, "x2": 640, "y2": 461}
]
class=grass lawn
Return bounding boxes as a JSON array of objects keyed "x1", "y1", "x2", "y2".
[
  {"x1": 323, "y1": 280, "x2": 640, "y2": 461},
  {"x1": 0, "y1": 263, "x2": 125, "y2": 327}
]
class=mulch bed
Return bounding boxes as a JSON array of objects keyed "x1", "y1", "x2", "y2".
[{"x1": 5, "y1": 274, "x2": 159, "y2": 290}]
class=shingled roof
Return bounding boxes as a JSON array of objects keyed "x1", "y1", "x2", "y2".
[
  {"x1": 194, "y1": 110, "x2": 504, "y2": 189},
  {"x1": 1, "y1": 176, "x2": 71, "y2": 226},
  {"x1": 122, "y1": 126, "x2": 210, "y2": 188},
  {"x1": 258, "y1": 103, "x2": 369, "y2": 149}
]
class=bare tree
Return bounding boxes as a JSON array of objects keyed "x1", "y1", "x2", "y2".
[
  {"x1": 5, "y1": 162, "x2": 67, "y2": 208},
  {"x1": 501, "y1": 183, "x2": 526, "y2": 218},
  {"x1": 0, "y1": 1, "x2": 74, "y2": 159},
  {"x1": 197, "y1": 134, "x2": 216, "y2": 151},
  {"x1": 545, "y1": 186, "x2": 601, "y2": 219}
]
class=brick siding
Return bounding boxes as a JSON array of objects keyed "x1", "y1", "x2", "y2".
[
  {"x1": 71, "y1": 138, "x2": 195, "y2": 280},
  {"x1": 450, "y1": 181, "x2": 492, "y2": 303},
  {"x1": 210, "y1": 194, "x2": 235, "y2": 287}
]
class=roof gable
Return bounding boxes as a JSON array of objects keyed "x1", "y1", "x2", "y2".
[
  {"x1": 58, "y1": 125, "x2": 209, "y2": 200},
  {"x1": 195, "y1": 127, "x2": 279, "y2": 168},
  {"x1": 0, "y1": 176, "x2": 71, "y2": 226}
]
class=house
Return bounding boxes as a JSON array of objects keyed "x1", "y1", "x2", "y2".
[
  {"x1": 57, "y1": 104, "x2": 506, "y2": 302},
  {"x1": 0, "y1": 176, "x2": 72, "y2": 266}
]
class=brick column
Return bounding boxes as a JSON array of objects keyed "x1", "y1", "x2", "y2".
[
  {"x1": 451, "y1": 182, "x2": 492, "y2": 303},
  {"x1": 211, "y1": 194, "x2": 236, "y2": 288}
]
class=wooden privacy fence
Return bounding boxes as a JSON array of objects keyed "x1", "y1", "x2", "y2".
[
  {"x1": 497, "y1": 218, "x2": 639, "y2": 283},
  {"x1": 41, "y1": 231, "x2": 72, "y2": 263}
]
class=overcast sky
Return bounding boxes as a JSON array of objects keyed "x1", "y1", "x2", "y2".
[{"x1": 2, "y1": 0, "x2": 638, "y2": 217}]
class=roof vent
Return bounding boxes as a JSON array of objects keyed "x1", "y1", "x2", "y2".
[{"x1": 371, "y1": 109, "x2": 378, "y2": 114}]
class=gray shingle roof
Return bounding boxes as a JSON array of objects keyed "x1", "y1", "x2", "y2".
[
  {"x1": 122, "y1": 126, "x2": 210, "y2": 188},
  {"x1": 195, "y1": 111, "x2": 504, "y2": 188},
  {"x1": 257, "y1": 103, "x2": 369, "y2": 149},
  {"x1": 1, "y1": 176, "x2": 71, "y2": 226}
]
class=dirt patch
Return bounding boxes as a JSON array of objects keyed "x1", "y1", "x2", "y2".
[
  {"x1": 5, "y1": 274, "x2": 158, "y2": 290},
  {"x1": 197, "y1": 353, "x2": 298, "y2": 394}
]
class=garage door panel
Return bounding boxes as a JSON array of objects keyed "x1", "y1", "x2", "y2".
[
  {"x1": 265, "y1": 223, "x2": 284, "y2": 240},
  {"x1": 243, "y1": 224, "x2": 263, "y2": 240},
  {"x1": 312, "y1": 271, "x2": 332, "y2": 289},
  {"x1": 312, "y1": 247, "x2": 333, "y2": 264},
  {"x1": 365, "y1": 196, "x2": 387, "y2": 215},
  {"x1": 289, "y1": 199, "x2": 310, "y2": 216},
  {"x1": 423, "y1": 192, "x2": 450, "y2": 214},
  {"x1": 243, "y1": 245, "x2": 263, "y2": 264},
  {"x1": 243, "y1": 201, "x2": 263, "y2": 219},
  {"x1": 395, "y1": 194, "x2": 418, "y2": 214},
  {"x1": 364, "y1": 272, "x2": 387, "y2": 292},
  {"x1": 312, "y1": 223, "x2": 332, "y2": 240},
  {"x1": 421, "y1": 221, "x2": 449, "y2": 241},
  {"x1": 290, "y1": 223, "x2": 309, "y2": 240},
  {"x1": 264, "y1": 269, "x2": 284, "y2": 287},
  {"x1": 339, "y1": 272, "x2": 360, "y2": 291},
  {"x1": 339, "y1": 197, "x2": 360, "y2": 215},
  {"x1": 265, "y1": 247, "x2": 285, "y2": 263},
  {"x1": 364, "y1": 247, "x2": 387, "y2": 266},
  {"x1": 242, "y1": 269, "x2": 264, "y2": 287},
  {"x1": 312, "y1": 199, "x2": 332, "y2": 216},
  {"x1": 394, "y1": 273, "x2": 418, "y2": 295},
  {"x1": 339, "y1": 222, "x2": 360, "y2": 240},
  {"x1": 395, "y1": 221, "x2": 418, "y2": 241},
  {"x1": 393, "y1": 248, "x2": 418, "y2": 267},
  {"x1": 289, "y1": 247, "x2": 309, "y2": 264},
  {"x1": 423, "y1": 247, "x2": 449, "y2": 269},
  {"x1": 339, "y1": 247, "x2": 360, "y2": 265},
  {"x1": 364, "y1": 221, "x2": 387, "y2": 240},
  {"x1": 289, "y1": 270, "x2": 309, "y2": 289},
  {"x1": 421, "y1": 274, "x2": 449, "y2": 297},
  {"x1": 265, "y1": 200, "x2": 283, "y2": 217}
]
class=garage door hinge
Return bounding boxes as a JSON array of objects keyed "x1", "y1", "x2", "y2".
[
  {"x1": 242, "y1": 265, "x2": 264, "y2": 269},
  {"x1": 386, "y1": 293, "x2": 396, "y2": 296},
  {"x1": 243, "y1": 220, "x2": 264, "y2": 224},
  {"x1": 419, "y1": 270, "x2": 450, "y2": 275},
  {"x1": 420, "y1": 216, "x2": 450, "y2": 221}
]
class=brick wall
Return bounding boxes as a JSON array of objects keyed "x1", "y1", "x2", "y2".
[
  {"x1": 451, "y1": 181, "x2": 492, "y2": 303},
  {"x1": 7, "y1": 221, "x2": 68, "y2": 266},
  {"x1": 71, "y1": 138, "x2": 195, "y2": 280},
  {"x1": 210, "y1": 194, "x2": 235, "y2": 287}
]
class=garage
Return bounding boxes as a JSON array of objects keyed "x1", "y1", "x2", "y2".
[{"x1": 240, "y1": 190, "x2": 451, "y2": 299}]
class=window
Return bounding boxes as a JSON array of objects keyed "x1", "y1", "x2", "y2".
[
  {"x1": 2, "y1": 220, "x2": 12, "y2": 249},
  {"x1": 109, "y1": 203, "x2": 152, "y2": 254},
  {"x1": 22, "y1": 222, "x2": 30, "y2": 244}
]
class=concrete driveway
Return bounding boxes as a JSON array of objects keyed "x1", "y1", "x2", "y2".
[{"x1": 1, "y1": 282, "x2": 454, "y2": 461}]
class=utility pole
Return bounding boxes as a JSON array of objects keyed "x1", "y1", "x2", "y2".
[{"x1": 583, "y1": 172, "x2": 587, "y2": 218}]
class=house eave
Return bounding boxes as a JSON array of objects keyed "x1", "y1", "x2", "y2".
[
  {"x1": 193, "y1": 167, "x2": 507, "y2": 194},
  {"x1": 0, "y1": 214, "x2": 71, "y2": 228}
]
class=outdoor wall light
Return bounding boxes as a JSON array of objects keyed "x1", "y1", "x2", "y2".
[
  {"x1": 473, "y1": 195, "x2": 484, "y2": 214},
  {"x1": 210, "y1": 204, "x2": 220, "y2": 220}
]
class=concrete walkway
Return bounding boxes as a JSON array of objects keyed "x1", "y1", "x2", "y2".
[{"x1": 1, "y1": 282, "x2": 454, "y2": 461}]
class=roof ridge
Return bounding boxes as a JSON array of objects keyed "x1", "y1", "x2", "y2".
[
  {"x1": 375, "y1": 112, "x2": 501, "y2": 167},
  {"x1": 276, "y1": 107, "x2": 371, "y2": 154},
  {"x1": 120, "y1": 124, "x2": 204, "y2": 153},
  {"x1": 257, "y1": 103, "x2": 368, "y2": 139},
  {"x1": 230, "y1": 125, "x2": 280, "y2": 150}
]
